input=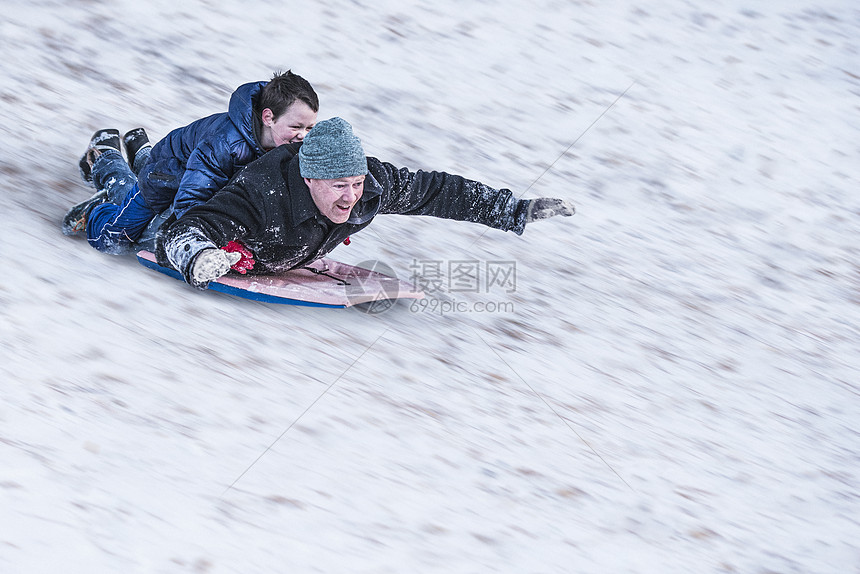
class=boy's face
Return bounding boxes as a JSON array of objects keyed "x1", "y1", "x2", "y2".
[{"x1": 261, "y1": 101, "x2": 317, "y2": 149}]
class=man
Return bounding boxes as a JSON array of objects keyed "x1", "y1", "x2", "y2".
[
  {"x1": 156, "y1": 117, "x2": 576, "y2": 289},
  {"x1": 62, "y1": 70, "x2": 319, "y2": 254}
]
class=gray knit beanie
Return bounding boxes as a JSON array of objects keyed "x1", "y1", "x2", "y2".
[{"x1": 298, "y1": 117, "x2": 368, "y2": 179}]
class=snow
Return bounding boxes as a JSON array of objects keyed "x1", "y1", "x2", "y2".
[{"x1": 2, "y1": 0, "x2": 860, "y2": 572}]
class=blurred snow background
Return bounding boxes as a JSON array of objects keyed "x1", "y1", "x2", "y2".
[{"x1": 1, "y1": 0, "x2": 859, "y2": 572}]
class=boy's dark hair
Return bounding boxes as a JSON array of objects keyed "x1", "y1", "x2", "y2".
[{"x1": 256, "y1": 70, "x2": 319, "y2": 118}]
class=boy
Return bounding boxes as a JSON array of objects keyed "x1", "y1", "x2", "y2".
[{"x1": 63, "y1": 70, "x2": 318, "y2": 254}]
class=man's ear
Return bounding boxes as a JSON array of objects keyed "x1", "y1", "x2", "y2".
[{"x1": 261, "y1": 108, "x2": 275, "y2": 127}]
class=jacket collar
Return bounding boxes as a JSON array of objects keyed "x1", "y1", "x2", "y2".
[
  {"x1": 346, "y1": 169, "x2": 381, "y2": 226},
  {"x1": 228, "y1": 81, "x2": 268, "y2": 155},
  {"x1": 286, "y1": 155, "x2": 324, "y2": 227}
]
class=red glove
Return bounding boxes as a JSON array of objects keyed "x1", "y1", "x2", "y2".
[{"x1": 222, "y1": 241, "x2": 255, "y2": 274}]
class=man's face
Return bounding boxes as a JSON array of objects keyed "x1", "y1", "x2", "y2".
[
  {"x1": 262, "y1": 101, "x2": 317, "y2": 148},
  {"x1": 304, "y1": 175, "x2": 366, "y2": 224}
]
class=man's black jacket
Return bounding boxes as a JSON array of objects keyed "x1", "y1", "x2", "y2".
[{"x1": 156, "y1": 143, "x2": 528, "y2": 288}]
